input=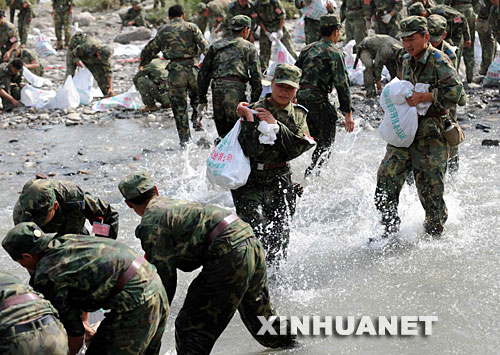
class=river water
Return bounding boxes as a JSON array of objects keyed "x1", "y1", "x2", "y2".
[{"x1": 0, "y1": 109, "x2": 499, "y2": 354}]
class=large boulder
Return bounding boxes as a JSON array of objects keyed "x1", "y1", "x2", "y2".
[
  {"x1": 74, "y1": 12, "x2": 96, "y2": 26},
  {"x1": 114, "y1": 27, "x2": 152, "y2": 44}
]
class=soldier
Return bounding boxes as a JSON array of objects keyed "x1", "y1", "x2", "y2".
[
  {"x1": 476, "y1": 2, "x2": 497, "y2": 76},
  {"x1": 133, "y1": 57, "x2": 171, "y2": 112},
  {"x1": 140, "y1": 5, "x2": 209, "y2": 147},
  {"x1": 0, "y1": 272, "x2": 68, "y2": 354},
  {"x1": 65, "y1": 32, "x2": 115, "y2": 97},
  {"x1": 357, "y1": 34, "x2": 404, "y2": 98},
  {"x1": 195, "y1": 1, "x2": 226, "y2": 34},
  {"x1": 340, "y1": 0, "x2": 371, "y2": 51},
  {"x1": 118, "y1": 171, "x2": 296, "y2": 353},
  {"x1": 254, "y1": 0, "x2": 297, "y2": 71},
  {"x1": 295, "y1": 15, "x2": 354, "y2": 178},
  {"x1": 12, "y1": 178, "x2": 119, "y2": 239},
  {"x1": 492, "y1": 1, "x2": 500, "y2": 45},
  {"x1": 2, "y1": 222, "x2": 168, "y2": 355},
  {"x1": 225, "y1": 0, "x2": 257, "y2": 42},
  {"x1": 406, "y1": 0, "x2": 436, "y2": 11},
  {"x1": 0, "y1": 58, "x2": 23, "y2": 111},
  {"x1": 371, "y1": 0, "x2": 403, "y2": 39},
  {"x1": 120, "y1": 0, "x2": 146, "y2": 30},
  {"x1": 231, "y1": 64, "x2": 315, "y2": 265},
  {"x1": 374, "y1": 16, "x2": 463, "y2": 239},
  {"x1": 16, "y1": 46, "x2": 43, "y2": 77},
  {"x1": 198, "y1": 15, "x2": 262, "y2": 139},
  {"x1": 295, "y1": 0, "x2": 335, "y2": 44},
  {"x1": 0, "y1": 10, "x2": 19, "y2": 63},
  {"x1": 52, "y1": 0, "x2": 73, "y2": 50},
  {"x1": 9, "y1": 0, "x2": 33, "y2": 46}
]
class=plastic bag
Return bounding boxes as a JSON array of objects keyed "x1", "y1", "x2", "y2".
[
  {"x1": 33, "y1": 28, "x2": 57, "y2": 58},
  {"x1": 378, "y1": 78, "x2": 418, "y2": 148},
  {"x1": 73, "y1": 68, "x2": 95, "y2": 105},
  {"x1": 266, "y1": 39, "x2": 296, "y2": 77},
  {"x1": 300, "y1": 0, "x2": 329, "y2": 20},
  {"x1": 294, "y1": 16, "x2": 306, "y2": 44},
  {"x1": 206, "y1": 119, "x2": 251, "y2": 189},
  {"x1": 484, "y1": 57, "x2": 500, "y2": 88},
  {"x1": 22, "y1": 67, "x2": 52, "y2": 88},
  {"x1": 44, "y1": 76, "x2": 81, "y2": 109},
  {"x1": 20, "y1": 84, "x2": 56, "y2": 108},
  {"x1": 91, "y1": 85, "x2": 143, "y2": 112}
]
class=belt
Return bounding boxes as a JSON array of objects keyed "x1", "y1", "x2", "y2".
[
  {"x1": 419, "y1": 109, "x2": 449, "y2": 118},
  {"x1": 111, "y1": 256, "x2": 146, "y2": 295},
  {"x1": 251, "y1": 161, "x2": 288, "y2": 170},
  {"x1": 215, "y1": 75, "x2": 245, "y2": 83},
  {"x1": 208, "y1": 213, "x2": 239, "y2": 243},
  {"x1": 0, "y1": 293, "x2": 40, "y2": 312},
  {"x1": 0, "y1": 314, "x2": 56, "y2": 339},
  {"x1": 347, "y1": 7, "x2": 362, "y2": 11}
]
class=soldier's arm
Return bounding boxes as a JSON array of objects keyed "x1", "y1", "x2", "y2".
[
  {"x1": 249, "y1": 46, "x2": 263, "y2": 102},
  {"x1": 461, "y1": 17, "x2": 471, "y2": 43},
  {"x1": 275, "y1": 108, "x2": 315, "y2": 159},
  {"x1": 373, "y1": 49, "x2": 385, "y2": 83},
  {"x1": 81, "y1": 191, "x2": 119, "y2": 239},
  {"x1": 65, "y1": 46, "x2": 78, "y2": 77},
  {"x1": 197, "y1": 46, "x2": 215, "y2": 104},
  {"x1": 332, "y1": 53, "x2": 352, "y2": 114},
  {"x1": 362, "y1": 0, "x2": 372, "y2": 18},
  {"x1": 193, "y1": 24, "x2": 210, "y2": 55},
  {"x1": 139, "y1": 38, "x2": 160, "y2": 67},
  {"x1": 431, "y1": 57, "x2": 463, "y2": 111}
]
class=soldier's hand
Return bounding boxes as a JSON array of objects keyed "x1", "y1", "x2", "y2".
[
  {"x1": 197, "y1": 103, "x2": 207, "y2": 113},
  {"x1": 376, "y1": 80, "x2": 382, "y2": 91},
  {"x1": 463, "y1": 40, "x2": 472, "y2": 48},
  {"x1": 343, "y1": 112, "x2": 354, "y2": 132},
  {"x1": 106, "y1": 88, "x2": 115, "y2": 97},
  {"x1": 406, "y1": 91, "x2": 431, "y2": 106},
  {"x1": 326, "y1": 0, "x2": 335, "y2": 11},
  {"x1": 255, "y1": 108, "x2": 277, "y2": 124},
  {"x1": 51, "y1": 10, "x2": 54, "y2": 15},
  {"x1": 83, "y1": 320, "x2": 96, "y2": 340},
  {"x1": 76, "y1": 61, "x2": 83, "y2": 67},
  {"x1": 237, "y1": 102, "x2": 254, "y2": 121},
  {"x1": 10, "y1": 98, "x2": 20, "y2": 107}
]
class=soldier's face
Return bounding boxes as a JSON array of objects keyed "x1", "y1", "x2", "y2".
[
  {"x1": 271, "y1": 81, "x2": 298, "y2": 106},
  {"x1": 430, "y1": 34, "x2": 445, "y2": 48},
  {"x1": 402, "y1": 32, "x2": 429, "y2": 59},
  {"x1": 238, "y1": 0, "x2": 248, "y2": 6}
]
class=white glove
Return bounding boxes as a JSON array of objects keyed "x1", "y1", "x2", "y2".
[
  {"x1": 381, "y1": 13, "x2": 392, "y2": 24},
  {"x1": 277, "y1": 29, "x2": 283, "y2": 39},
  {"x1": 270, "y1": 32, "x2": 279, "y2": 42},
  {"x1": 197, "y1": 103, "x2": 207, "y2": 113},
  {"x1": 265, "y1": 31, "x2": 272, "y2": 39}
]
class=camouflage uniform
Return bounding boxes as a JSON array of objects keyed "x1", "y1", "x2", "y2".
[
  {"x1": 117, "y1": 171, "x2": 295, "y2": 353},
  {"x1": 374, "y1": 17, "x2": 464, "y2": 237},
  {"x1": 120, "y1": 1, "x2": 146, "y2": 28},
  {"x1": 17, "y1": 47, "x2": 43, "y2": 77},
  {"x1": 0, "y1": 61, "x2": 22, "y2": 110},
  {"x1": 493, "y1": 5, "x2": 500, "y2": 45},
  {"x1": 52, "y1": 0, "x2": 72, "y2": 48},
  {"x1": 133, "y1": 57, "x2": 170, "y2": 108},
  {"x1": 476, "y1": 3, "x2": 497, "y2": 75},
  {"x1": 371, "y1": 0, "x2": 403, "y2": 39},
  {"x1": 9, "y1": 0, "x2": 33, "y2": 46},
  {"x1": 140, "y1": 17, "x2": 209, "y2": 146},
  {"x1": 231, "y1": 64, "x2": 315, "y2": 264},
  {"x1": 195, "y1": 1, "x2": 226, "y2": 33},
  {"x1": 295, "y1": 0, "x2": 335, "y2": 44},
  {"x1": 224, "y1": 0, "x2": 257, "y2": 38},
  {"x1": 254, "y1": 0, "x2": 297, "y2": 71},
  {"x1": 295, "y1": 15, "x2": 352, "y2": 177},
  {"x1": 0, "y1": 272, "x2": 68, "y2": 355},
  {"x1": 198, "y1": 15, "x2": 262, "y2": 138},
  {"x1": 65, "y1": 32, "x2": 114, "y2": 96},
  {"x1": 406, "y1": 0, "x2": 436, "y2": 11},
  {"x1": 2, "y1": 223, "x2": 169, "y2": 355},
  {"x1": 12, "y1": 178, "x2": 119, "y2": 239},
  {"x1": 357, "y1": 34, "x2": 403, "y2": 97},
  {"x1": 340, "y1": 0, "x2": 372, "y2": 51},
  {"x1": 0, "y1": 18, "x2": 18, "y2": 63}
]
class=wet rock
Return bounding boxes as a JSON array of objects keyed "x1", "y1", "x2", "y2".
[
  {"x1": 74, "y1": 12, "x2": 96, "y2": 26},
  {"x1": 133, "y1": 155, "x2": 141, "y2": 161},
  {"x1": 147, "y1": 114, "x2": 157, "y2": 122},
  {"x1": 196, "y1": 137, "x2": 212, "y2": 149},
  {"x1": 114, "y1": 27, "x2": 152, "y2": 44},
  {"x1": 77, "y1": 169, "x2": 88, "y2": 174},
  {"x1": 23, "y1": 161, "x2": 35, "y2": 168},
  {"x1": 8, "y1": 139, "x2": 18, "y2": 143},
  {"x1": 482, "y1": 139, "x2": 499, "y2": 146},
  {"x1": 38, "y1": 113, "x2": 50, "y2": 120},
  {"x1": 476, "y1": 123, "x2": 492, "y2": 130}
]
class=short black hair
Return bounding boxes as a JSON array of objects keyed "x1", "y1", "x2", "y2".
[
  {"x1": 231, "y1": 27, "x2": 246, "y2": 34},
  {"x1": 320, "y1": 25, "x2": 341, "y2": 37},
  {"x1": 169, "y1": 5, "x2": 184, "y2": 18},
  {"x1": 126, "y1": 187, "x2": 157, "y2": 205},
  {"x1": 11, "y1": 58, "x2": 24, "y2": 70}
]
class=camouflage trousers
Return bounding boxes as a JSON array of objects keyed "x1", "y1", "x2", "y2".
[
  {"x1": 133, "y1": 72, "x2": 170, "y2": 107},
  {"x1": 374, "y1": 14, "x2": 400, "y2": 39},
  {"x1": 375, "y1": 135, "x2": 449, "y2": 237},
  {"x1": 259, "y1": 27, "x2": 297, "y2": 73},
  {"x1": 18, "y1": 9, "x2": 33, "y2": 46},
  {"x1": 456, "y1": 5, "x2": 476, "y2": 82},
  {"x1": 304, "y1": 17, "x2": 321, "y2": 45},
  {"x1": 167, "y1": 62, "x2": 199, "y2": 145},
  {"x1": 231, "y1": 167, "x2": 297, "y2": 266},
  {"x1": 211, "y1": 80, "x2": 246, "y2": 138},
  {"x1": 345, "y1": 12, "x2": 367, "y2": 51},
  {"x1": 54, "y1": 10, "x2": 72, "y2": 46},
  {"x1": 83, "y1": 62, "x2": 112, "y2": 96},
  {"x1": 0, "y1": 315, "x2": 68, "y2": 355},
  {"x1": 175, "y1": 237, "x2": 295, "y2": 354},
  {"x1": 1, "y1": 83, "x2": 21, "y2": 111},
  {"x1": 297, "y1": 89, "x2": 337, "y2": 176},
  {"x1": 360, "y1": 50, "x2": 398, "y2": 97},
  {"x1": 87, "y1": 280, "x2": 169, "y2": 355},
  {"x1": 476, "y1": 16, "x2": 497, "y2": 76}
]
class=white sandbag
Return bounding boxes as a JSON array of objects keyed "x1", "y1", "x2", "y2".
[
  {"x1": 73, "y1": 68, "x2": 95, "y2": 105},
  {"x1": 20, "y1": 85, "x2": 56, "y2": 108},
  {"x1": 294, "y1": 16, "x2": 306, "y2": 44},
  {"x1": 22, "y1": 67, "x2": 52, "y2": 88},
  {"x1": 300, "y1": 0, "x2": 330, "y2": 20},
  {"x1": 206, "y1": 119, "x2": 251, "y2": 189},
  {"x1": 44, "y1": 76, "x2": 80, "y2": 109},
  {"x1": 266, "y1": 39, "x2": 296, "y2": 77},
  {"x1": 378, "y1": 78, "x2": 418, "y2": 148},
  {"x1": 348, "y1": 67, "x2": 364, "y2": 86},
  {"x1": 91, "y1": 85, "x2": 143, "y2": 112},
  {"x1": 113, "y1": 44, "x2": 144, "y2": 57},
  {"x1": 33, "y1": 28, "x2": 57, "y2": 58},
  {"x1": 484, "y1": 56, "x2": 500, "y2": 87}
]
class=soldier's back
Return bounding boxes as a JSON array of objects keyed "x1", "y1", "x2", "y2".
[{"x1": 156, "y1": 19, "x2": 201, "y2": 58}]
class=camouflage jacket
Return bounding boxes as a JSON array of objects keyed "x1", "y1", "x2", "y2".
[
  {"x1": 371, "y1": 0, "x2": 403, "y2": 16},
  {"x1": 0, "y1": 62, "x2": 22, "y2": 91},
  {"x1": 135, "y1": 195, "x2": 253, "y2": 303},
  {"x1": 239, "y1": 94, "x2": 314, "y2": 164},
  {"x1": 295, "y1": 37, "x2": 352, "y2": 113},
  {"x1": 198, "y1": 34, "x2": 262, "y2": 104},
  {"x1": 66, "y1": 33, "x2": 113, "y2": 77},
  {"x1": 436, "y1": 39, "x2": 457, "y2": 68},
  {"x1": 52, "y1": 0, "x2": 72, "y2": 12},
  {"x1": 31, "y1": 235, "x2": 162, "y2": 336},
  {"x1": 357, "y1": 34, "x2": 403, "y2": 82},
  {"x1": 0, "y1": 272, "x2": 58, "y2": 334},
  {"x1": 254, "y1": 0, "x2": 286, "y2": 31},
  {"x1": 136, "y1": 57, "x2": 168, "y2": 85},
  {"x1": 13, "y1": 180, "x2": 119, "y2": 239},
  {"x1": 226, "y1": 0, "x2": 257, "y2": 30},
  {"x1": 139, "y1": 18, "x2": 209, "y2": 68},
  {"x1": 340, "y1": 0, "x2": 372, "y2": 20},
  {"x1": 401, "y1": 45, "x2": 463, "y2": 139},
  {"x1": 121, "y1": 7, "x2": 145, "y2": 27},
  {"x1": 406, "y1": 0, "x2": 436, "y2": 11},
  {"x1": 19, "y1": 48, "x2": 44, "y2": 77},
  {"x1": 10, "y1": 0, "x2": 33, "y2": 14},
  {"x1": 428, "y1": 5, "x2": 471, "y2": 43},
  {"x1": 0, "y1": 20, "x2": 18, "y2": 52}
]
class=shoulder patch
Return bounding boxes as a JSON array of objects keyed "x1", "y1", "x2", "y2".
[
  {"x1": 433, "y1": 51, "x2": 444, "y2": 63},
  {"x1": 295, "y1": 103, "x2": 309, "y2": 113},
  {"x1": 436, "y1": 9, "x2": 444, "y2": 14},
  {"x1": 403, "y1": 53, "x2": 410, "y2": 59},
  {"x1": 444, "y1": 47, "x2": 456, "y2": 58},
  {"x1": 65, "y1": 200, "x2": 86, "y2": 211}
]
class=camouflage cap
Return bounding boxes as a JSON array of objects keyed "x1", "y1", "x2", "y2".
[
  {"x1": 408, "y1": 2, "x2": 426, "y2": 16},
  {"x1": 118, "y1": 171, "x2": 155, "y2": 200},
  {"x1": 273, "y1": 63, "x2": 302, "y2": 88},
  {"x1": 131, "y1": 0, "x2": 141, "y2": 5},
  {"x1": 231, "y1": 15, "x2": 251, "y2": 30},
  {"x1": 320, "y1": 14, "x2": 341, "y2": 28},
  {"x1": 18, "y1": 179, "x2": 56, "y2": 226},
  {"x1": 400, "y1": 16, "x2": 428, "y2": 38},
  {"x1": 196, "y1": 3, "x2": 207, "y2": 12},
  {"x1": 2, "y1": 222, "x2": 56, "y2": 261},
  {"x1": 428, "y1": 14, "x2": 447, "y2": 42},
  {"x1": 259, "y1": 0, "x2": 271, "y2": 4},
  {"x1": 99, "y1": 46, "x2": 113, "y2": 61}
]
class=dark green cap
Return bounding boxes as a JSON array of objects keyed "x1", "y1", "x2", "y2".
[
  {"x1": 428, "y1": 14, "x2": 447, "y2": 42},
  {"x1": 408, "y1": 2, "x2": 426, "y2": 16},
  {"x1": 131, "y1": 0, "x2": 140, "y2": 5},
  {"x1": 2, "y1": 222, "x2": 56, "y2": 260},
  {"x1": 273, "y1": 63, "x2": 302, "y2": 88},
  {"x1": 231, "y1": 15, "x2": 251, "y2": 30},
  {"x1": 118, "y1": 171, "x2": 155, "y2": 200},
  {"x1": 18, "y1": 179, "x2": 56, "y2": 227},
  {"x1": 320, "y1": 14, "x2": 341, "y2": 28},
  {"x1": 400, "y1": 16, "x2": 428, "y2": 38}
]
